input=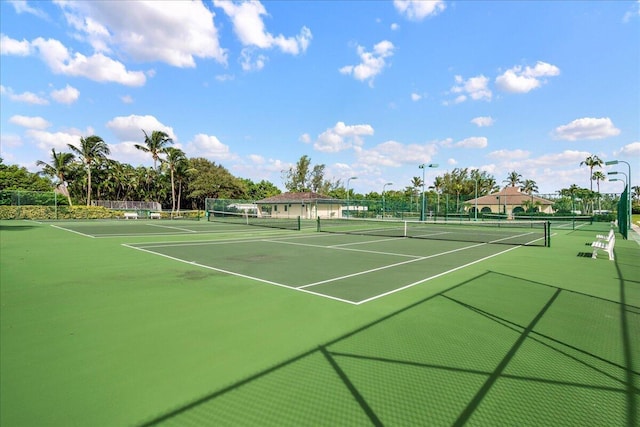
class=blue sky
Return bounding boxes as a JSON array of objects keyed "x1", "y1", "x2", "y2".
[{"x1": 1, "y1": 0, "x2": 639, "y2": 195}]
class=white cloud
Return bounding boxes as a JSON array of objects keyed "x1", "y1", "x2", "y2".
[
  {"x1": 8, "y1": 0, "x2": 48, "y2": 19},
  {"x1": 213, "y1": 0, "x2": 311, "y2": 55},
  {"x1": 25, "y1": 129, "x2": 85, "y2": 151},
  {"x1": 107, "y1": 142, "x2": 154, "y2": 166},
  {"x1": 393, "y1": 0, "x2": 445, "y2": 20},
  {"x1": 9, "y1": 115, "x2": 51, "y2": 130},
  {"x1": 495, "y1": 61, "x2": 560, "y2": 93},
  {"x1": 623, "y1": 1, "x2": 640, "y2": 22},
  {"x1": 120, "y1": 95, "x2": 134, "y2": 104},
  {"x1": 106, "y1": 115, "x2": 177, "y2": 142},
  {"x1": 0, "y1": 34, "x2": 31, "y2": 55},
  {"x1": 553, "y1": 117, "x2": 621, "y2": 141},
  {"x1": 188, "y1": 133, "x2": 236, "y2": 161},
  {"x1": 240, "y1": 48, "x2": 267, "y2": 72},
  {"x1": 0, "y1": 134, "x2": 23, "y2": 149},
  {"x1": 340, "y1": 40, "x2": 394, "y2": 87},
  {"x1": 248, "y1": 154, "x2": 265, "y2": 164},
  {"x1": 487, "y1": 149, "x2": 530, "y2": 160},
  {"x1": 390, "y1": 23, "x2": 400, "y2": 31},
  {"x1": 471, "y1": 116, "x2": 494, "y2": 127},
  {"x1": 299, "y1": 133, "x2": 312, "y2": 144},
  {"x1": 50, "y1": 84, "x2": 79, "y2": 104},
  {"x1": 455, "y1": 137, "x2": 488, "y2": 148},
  {"x1": 450, "y1": 75, "x2": 491, "y2": 102},
  {"x1": 614, "y1": 141, "x2": 640, "y2": 157},
  {"x1": 411, "y1": 93, "x2": 422, "y2": 101},
  {"x1": 30, "y1": 37, "x2": 146, "y2": 86},
  {"x1": 313, "y1": 121, "x2": 375, "y2": 153},
  {"x1": 1, "y1": 85, "x2": 49, "y2": 105},
  {"x1": 355, "y1": 140, "x2": 438, "y2": 167},
  {"x1": 58, "y1": 1, "x2": 227, "y2": 67}
]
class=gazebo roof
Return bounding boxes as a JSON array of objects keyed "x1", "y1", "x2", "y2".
[
  {"x1": 467, "y1": 186, "x2": 553, "y2": 205},
  {"x1": 256, "y1": 192, "x2": 335, "y2": 204}
]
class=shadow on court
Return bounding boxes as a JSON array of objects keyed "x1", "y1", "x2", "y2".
[{"x1": 139, "y1": 266, "x2": 639, "y2": 426}]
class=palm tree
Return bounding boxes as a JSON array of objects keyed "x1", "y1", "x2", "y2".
[
  {"x1": 592, "y1": 171, "x2": 606, "y2": 193},
  {"x1": 411, "y1": 176, "x2": 423, "y2": 212},
  {"x1": 520, "y1": 179, "x2": 538, "y2": 195},
  {"x1": 36, "y1": 148, "x2": 75, "y2": 206},
  {"x1": 430, "y1": 176, "x2": 445, "y2": 214},
  {"x1": 580, "y1": 155, "x2": 603, "y2": 191},
  {"x1": 632, "y1": 186, "x2": 640, "y2": 202},
  {"x1": 68, "y1": 135, "x2": 110, "y2": 206},
  {"x1": 503, "y1": 171, "x2": 522, "y2": 187},
  {"x1": 161, "y1": 147, "x2": 187, "y2": 214},
  {"x1": 135, "y1": 130, "x2": 173, "y2": 171},
  {"x1": 592, "y1": 170, "x2": 607, "y2": 213}
]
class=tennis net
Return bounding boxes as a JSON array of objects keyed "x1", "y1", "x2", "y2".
[
  {"x1": 317, "y1": 217, "x2": 549, "y2": 246},
  {"x1": 208, "y1": 210, "x2": 301, "y2": 231}
]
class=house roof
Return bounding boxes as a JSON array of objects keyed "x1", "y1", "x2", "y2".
[
  {"x1": 467, "y1": 186, "x2": 554, "y2": 205},
  {"x1": 256, "y1": 192, "x2": 335, "y2": 204}
]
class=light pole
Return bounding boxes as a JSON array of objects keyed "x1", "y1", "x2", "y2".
[
  {"x1": 382, "y1": 182, "x2": 393, "y2": 219},
  {"x1": 606, "y1": 160, "x2": 632, "y2": 230},
  {"x1": 346, "y1": 176, "x2": 357, "y2": 218},
  {"x1": 473, "y1": 178, "x2": 478, "y2": 221},
  {"x1": 608, "y1": 171, "x2": 629, "y2": 229},
  {"x1": 419, "y1": 163, "x2": 438, "y2": 221}
]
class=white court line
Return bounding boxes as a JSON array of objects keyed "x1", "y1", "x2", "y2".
[
  {"x1": 354, "y1": 245, "x2": 522, "y2": 305},
  {"x1": 146, "y1": 223, "x2": 197, "y2": 233},
  {"x1": 130, "y1": 230, "x2": 343, "y2": 249},
  {"x1": 121, "y1": 243, "x2": 358, "y2": 305},
  {"x1": 299, "y1": 242, "x2": 486, "y2": 289},
  {"x1": 328, "y1": 236, "x2": 404, "y2": 247},
  {"x1": 263, "y1": 239, "x2": 423, "y2": 259},
  {"x1": 50, "y1": 224, "x2": 96, "y2": 238}
]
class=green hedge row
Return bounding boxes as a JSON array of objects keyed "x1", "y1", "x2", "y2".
[{"x1": 0, "y1": 205, "x2": 122, "y2": 220}]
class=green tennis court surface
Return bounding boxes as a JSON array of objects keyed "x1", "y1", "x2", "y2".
[
  {"x1": 126, "y1": 234, "x2": 524, "y2": 304},
  {"x1": 1, "y1": 220, "x2": 638, "y2": 426}
]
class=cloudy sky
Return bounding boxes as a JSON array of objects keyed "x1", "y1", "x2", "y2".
[{"x1": 1, "y1": 0, "x2": 638, "y2": 195}]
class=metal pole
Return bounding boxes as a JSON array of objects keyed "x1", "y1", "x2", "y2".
[
  {"x1": 474, "y1": 179, "x2": 478, "y2": 221},
  {"x1": 419, "y1": 163, "x2": 438, "y2": 221},
  {"x1": 346, "y1": 176, "x2": 357, "y2": 218},
  {"x1": 382, "y1": 182, "x2": 392, "y2": 219}
]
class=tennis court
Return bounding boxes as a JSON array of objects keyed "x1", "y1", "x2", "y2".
[
  {"x1": 125, "y1": 233, "x2": 530, "y2": 304},
  {"x1": 1, "y1": 218, "x2": 638, "y2": 426}
]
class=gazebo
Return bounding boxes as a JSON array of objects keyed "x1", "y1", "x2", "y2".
[{"x1": 465, "y1": 186, "x2": 554, "y2": 217}]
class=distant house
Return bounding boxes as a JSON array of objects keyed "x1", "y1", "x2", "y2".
[
  {"x1": 465, "y1": 186, "x2": 554, "y2": 217},
  {"x1": 255, "y1": 192, "x2": 344, "y2": 219}
]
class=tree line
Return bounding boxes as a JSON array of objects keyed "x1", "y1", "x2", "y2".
[
  {"x1": 31, "y1": 130, "x2": 281, "y2": 212},
  {"x1": 2, "y1": 143, "x2": 637, "y2": 214}
]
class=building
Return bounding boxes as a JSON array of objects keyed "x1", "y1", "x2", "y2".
[
  {"x1": 256, "y1": 192, "x2": 344, "y2": 219},
  {"x1": 465, "y1": 186, "x2": 554, "y2": 217}
]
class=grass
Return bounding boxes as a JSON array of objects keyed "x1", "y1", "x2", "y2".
[{"x1": 0, "y1": 220, "x2": 638, "y2": 426}]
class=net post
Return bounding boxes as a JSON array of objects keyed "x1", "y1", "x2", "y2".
[
  {"x1": 297, "y1": 216, "x2": 301, "y2": 231},
  {"x1": 546, "y1": 220, "x2": 551, "y2": 247},
  {"x1": 316, "y1": 216, "x2": 321, "y2": 232}
]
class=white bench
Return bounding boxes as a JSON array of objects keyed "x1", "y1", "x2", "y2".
[
  {"x1": 150, "y1": 212, "x2": 161, "y2": 219},
  {"x1": 124, "y1": 212, "x2": 138, "y2": 219},
  {"x1": 595, "y1": 228, "x2": 614, "y2": 242},
  {"x1": 592, "y1": 235, "x2": 615, "y2": 261}
]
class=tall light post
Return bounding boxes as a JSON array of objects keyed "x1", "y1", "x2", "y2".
[
  {"x1": 606, "y1": 160, "x2": 632, "y2": 230},
  {"x1": 418, "y1": 163, "x2": 438, "y2": 221},
  {"x1": 382, "y1": 182, "x2": 393, "y2": 219},
  {"x1": 470, "y1": 177, "x2": 480, "y2": 221},
  {"x1": 346, "y1": 176, "x2": 357, "y2": 218}
]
